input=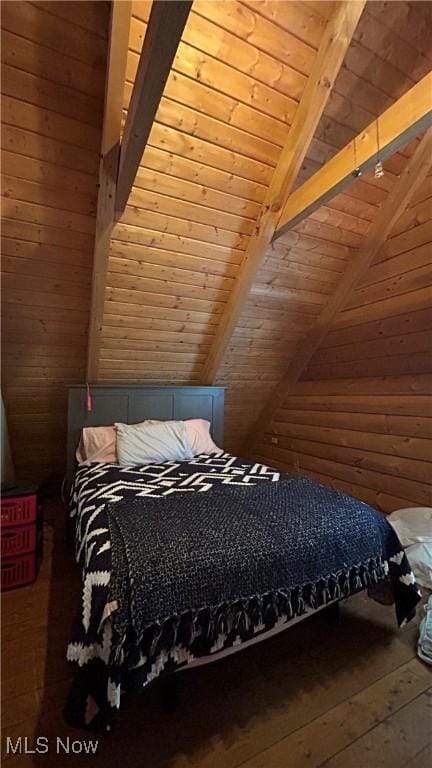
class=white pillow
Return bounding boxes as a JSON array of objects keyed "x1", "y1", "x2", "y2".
[
  {"x1": 115, "y1": 420, "x2": 194, "y2": 466},
  {"x1": 142, "y1": 418, "x2": 222, "y2": 456}
]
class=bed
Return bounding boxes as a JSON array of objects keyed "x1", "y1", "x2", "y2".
[{"x1": 64, "y1": 385, "x2": 421, "y2": 730}]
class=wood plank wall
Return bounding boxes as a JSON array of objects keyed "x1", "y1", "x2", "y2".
[
  {"x1": 253, "y1": 173, "x2": 432, "y2": 513},
  {"x1": 95, "y1": 0, "x2": 432, "y2": 457},
  {"x1": 2, "y1": 0, "x2": 430, "y2": 484},
  {"x1": 1, "y1": 1, "x2": 108, "y2": 483},
  {"x1": 96, "y1": 0, "x2": 329, "y2": 390},
  {"x1": 296, "y1": 0, "x2": 432, "y2": 186},
  {"x1": 220, "y1": 0, "x2": 432, "y2": 453},
  {"x1": 221, "y1": 142, "x2": 422, "y2": 453}
]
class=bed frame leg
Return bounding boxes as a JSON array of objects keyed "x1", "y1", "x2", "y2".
[
  {"x1": 160, "y1": 674, "x2": 180, "y2": 714},
  {"x1": 325, "y1": 601, "x2": 340, "y2": 625}
]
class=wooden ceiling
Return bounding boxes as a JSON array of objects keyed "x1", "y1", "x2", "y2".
[
  {"x1": 90, "y1": 0, "x2": 432, "y2": 452},
  {"x1": 1, "y1": 0, "x2": 109, "y2": 481},
  {"x1": 251, "y1": 166, "x2": 432, "y2": 512}
]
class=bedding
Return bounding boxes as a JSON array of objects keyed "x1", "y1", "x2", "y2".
[
  {"x1": 143, "y1": 418, "x2": 222, "y2": 456},
  {"x1": 183, "y1": 418, "x2": 222, "y2": 456},
  {"x1": 115, "y1": 420, "x2": 194, "y2": 465},
  {"x1": 76, "y1": 426, "x2": 117, "y2": 464},
  {"x1": 65, "y1": 454, "x2": 421, "y2": 730},
  {"x1": 75, "y1": 418, "x2": 221, "y2": 466}
]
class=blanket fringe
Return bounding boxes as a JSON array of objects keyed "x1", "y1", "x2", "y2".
[{"x1": 122, "y1": 556, "x2": 387, "y2": 667}]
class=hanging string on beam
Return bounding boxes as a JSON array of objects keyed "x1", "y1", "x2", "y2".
[{"x1": 374, "y1": 115, "x2": 385, "y2": 179}]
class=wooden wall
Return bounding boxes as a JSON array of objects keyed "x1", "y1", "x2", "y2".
[
  {"x1": 1, "y1": 0, "x2": 430, "y2": 486},
  {"x1": 94, "y1": 0, "x2": 432, "y2": 456},
  {"x1": 96, "y1": 0, "x2": 331, "y2": 394},
  {"x1": 220, "y1": 0, "x2": 432, "y2": 453},
  {"x1": 1, "y1": 1, "x2": 108, "y2": 483},
  {"x1": 220, "y1": 142, "x2": 422, "y2": 453},
  {"x1": 253, "y1": 172, "x2": 432, "y2": 513}
]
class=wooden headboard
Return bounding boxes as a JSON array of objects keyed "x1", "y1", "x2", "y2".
[{"x1": 67, "y1": 384, "x2": 224, "y2": 486}]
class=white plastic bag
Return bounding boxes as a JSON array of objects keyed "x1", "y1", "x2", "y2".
[{"x1": 388, "y1": 508, "x2": 432, "y2": 589}]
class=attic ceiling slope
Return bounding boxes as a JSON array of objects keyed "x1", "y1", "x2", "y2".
[
  {"x1": 200, "y1": 0, "x2": 366, "y2": 385},
  {"x1": 213, "y1": 6, "x2": 432, "y2": 453},
  {"x1": 249, "y1": 127, "x2": 432, "y2": 450},
  {"x1": 89, "y1": 1, "x2": 432, "y2": 456},
  {"x1": 1, "y1": 0, "x2": 108, "y2": 482},
  {"x1": 87, "y1": 1, "x2": 131, "y2": 382},
  {"x1": 87, "y1": 0, "x2": 192, "y2": 380},
  {"x1": 218, "y1": 143, "x2": 419, "y2": 454},
  {"x1": 251, "y1": 168, "x2": 432, "y2": 512},
  {"x1": 115, "y1": 1, "x2": 192, "y2": 218},
  {"x1": 94, "y1": 0, "x2": 342, "y2": 387},
  {"x1": 274, "y1": 71, "x2": 432, "y2": 239}
]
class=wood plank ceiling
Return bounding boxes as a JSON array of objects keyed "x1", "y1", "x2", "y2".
[
  {"x1": 251, "y1": 167, "x2": 432, "y2": 512},
  {"x1": 1, "y1": 1, "x2": 109, "y2": 482},
  {"x1": 94, "y1": 0, "x2": 432, "y2": 455},
  {"x1": 248, "y1": 130, "x2": 432, "y2": 446},
  {"x1": 96, "y1": 0, "x2": 337, "y2": 386}
]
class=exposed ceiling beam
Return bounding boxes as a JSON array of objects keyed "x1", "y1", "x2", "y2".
[
  {"x1": 87, "y1": 0, "x2": 131, "y2": 382},
  {"x1": 114, "y1": 0, "x2": 192, "y2": 219},
  {"x1": 249, "y1": 127, "x2": 432, "y2": 445},
  {"x1": 87, "y1": 0, "x2": 191, "y2": 380},
  {"x1": 200, "y1": 0, "x2": 366, "y2": 386},
  {"x1": 274, "y1": 72, "x2": 432, "y2": 240}
]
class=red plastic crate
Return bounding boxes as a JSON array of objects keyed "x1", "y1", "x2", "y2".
[
  {"x1": 1, "y1": 553, "x2": 37, "y2": 590},
  {"x1": 0, "y1": 494, "x2": 37, "y2": 527},
  {"x1": 1, "y1": 524, "x2": 37, "y2": 557}
]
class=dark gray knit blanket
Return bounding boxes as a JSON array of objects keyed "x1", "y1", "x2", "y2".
[{"x1": 107, "y1": 476, "x2": 420, "y2": 674}]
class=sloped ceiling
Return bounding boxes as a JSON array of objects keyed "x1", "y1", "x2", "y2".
[
  {"x1": 250, "y1": 167, "x2": 432, "y2": 512},
  {"x1": 222, "y1": 138, "x2": 423, "y2": 452},
  {"x1": 1, "y1": 0, "x2": 108, "y2": 482},
  {"x1": 95, "y1": 0, "x2": 432, "y2": 452}
]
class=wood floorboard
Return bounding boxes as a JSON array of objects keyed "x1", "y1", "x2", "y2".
[
  {"x1": 403, "y1": 742, "x2": 432, "y2": 768},
  {"x1": 321, "y1": 691, "x2": 432, "y2": 768},
  {"x1": 240, "y1": 660, "x2": 431, "y2": 768},
  {"x1": 1, "y1": 498, "x2": 430, "y2": 768}
]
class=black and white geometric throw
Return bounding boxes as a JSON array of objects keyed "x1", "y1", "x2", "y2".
[
  {"x1": 66, "y1": 456, "x2": 280, "y2": 672},
  {"x1": 64, "y1": 454, "x2": 421, "y2": 730}
]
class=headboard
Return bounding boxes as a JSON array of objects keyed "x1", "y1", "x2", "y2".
[{"x1": 67, "y1": 385, "x2": 224, "y2": 487}]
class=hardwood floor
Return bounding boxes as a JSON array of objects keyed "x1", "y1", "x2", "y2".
[{"x1": 1, "y1": 499, "x2": 431, "y2": 768}]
